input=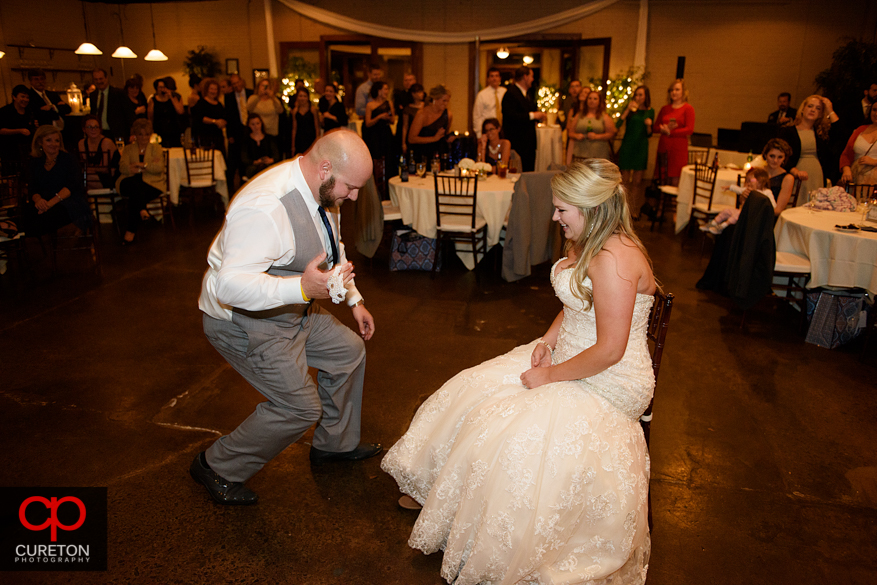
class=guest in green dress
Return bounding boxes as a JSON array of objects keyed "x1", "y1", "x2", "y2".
[{"x1": 616, "y1": 85, "x2": 654, "y2": 217}]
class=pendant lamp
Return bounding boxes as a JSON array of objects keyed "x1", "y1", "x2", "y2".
[
  {"x1": 75, "y1": 2, "x2": 103, "y2": 56},
  {"x1": 144, "y1": 4, "x2": 168, "y2": 61},
  {"x1": 112, "y1": 6, "x2": 137, "y2": 59},
  {"x1": 496, "y1": 47, "x2": 510, "y2": 60}
]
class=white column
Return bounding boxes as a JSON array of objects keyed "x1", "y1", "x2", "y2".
[
  {"x1": 264, "y1": 0, "x2": 279, "y2": 77},
  {"x1": 634, "y1": 0, "x2": 648, "y2": 70}
]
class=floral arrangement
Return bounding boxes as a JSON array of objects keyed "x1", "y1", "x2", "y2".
[
  {"x1": 458, "y1": 158, "x2": 476, "y2": 170},
  {"x1": 809, "y1": 186, "x2": 857, "y2": 211},
  {"x1": 474, "y1": 162, "x2": 492, "y2": 172}
]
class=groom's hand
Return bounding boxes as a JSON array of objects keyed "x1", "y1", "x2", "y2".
[
  {"x1": 352, "y1": 304, "x2": 375, "y2": 340},
  {"x1": 301, "y1": 253, "x2": 353, "y2": 299}
]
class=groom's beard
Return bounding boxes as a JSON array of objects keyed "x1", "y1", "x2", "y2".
[{"x1": 319, "y1": 176, "x2": 336, "y2": 209}]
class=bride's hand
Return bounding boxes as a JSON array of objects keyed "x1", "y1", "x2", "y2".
[
  {"x1": 531, "y1": 345, "x2": 552, "y2": 368},
  {"x1": 520, "y1": 366, "x2": 552, "y2": 390}
]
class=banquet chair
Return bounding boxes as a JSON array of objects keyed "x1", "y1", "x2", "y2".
[
  {"x1": 649, "y1": 152, "x2": 678, "y2": 231},
  {"x1": 688, "y1": 148, "x2": 709, "y2": 165},
  {"x1": 144, "y1": 150, "x2": 175, "y2": 230},
  {"x1": 432, "y1": 173, "x2": 486, "y2": 278},
  {"x1": 80, "y1": 150, "x2": 121, "y2": 240},
  {"x1": 846, "y1": 182, "x2": 877, "y2": 203},
  {"x1": 0, "y1": 174, "x2": 29, "y2": 280},
  {"x1": 788, "y1": 177, "x2": 803, "y2": 208},
  {"x1": 508, "y1": 150, "x2": 523, "y2": 174},
  {"x1": 179, "y1": 147, "x2": 218, "y2": 226},
  {"x1": 686, "y1": 162, "x2": 724, "y2": 241},
  {"x1": 642, "y1": 290, "x2": 674, "y2": 530},
  {"x1": 772, "y1": 251, "x2": 811, "y2": 328}
]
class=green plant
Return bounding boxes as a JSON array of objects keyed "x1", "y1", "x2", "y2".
[
  {"x1": 815, "y1": 39, "x2": 877, "y2": 106},
  {"x1": 183, "y1": 46, "x2": 222, "y2": 80}
]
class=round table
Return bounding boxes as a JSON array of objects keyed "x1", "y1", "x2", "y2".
[
  {"x1": 535, "y1": 124, "x2": 563, "y2": 172},
  {"x1": 675, "y1": 165, "x2": 743, "y2": 234},
  {"x1": 388, "y1": 174, "x2": 515, "y2": 269},
  {"x1": 774, "y1": 206, "x2": 877, "y2": 294}
]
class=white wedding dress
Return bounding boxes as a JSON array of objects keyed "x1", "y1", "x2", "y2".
[{"x1": 382, "y1": 259, "x2": 654, "y2": 585}]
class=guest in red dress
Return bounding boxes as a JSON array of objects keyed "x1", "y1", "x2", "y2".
[{"x1": 655, "y1": 78, "x2": 695, "y2": 186}]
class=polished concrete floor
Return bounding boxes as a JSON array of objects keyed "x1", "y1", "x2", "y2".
[{"x1": 1, "y1": 202, "x2": 876, "y2": 585}]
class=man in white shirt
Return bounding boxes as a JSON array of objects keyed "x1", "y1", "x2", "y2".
[
  {"x1": 472, "y1": 67, "x2": 506, "y2": 138},
  {"x1": 355, "y1": 64, "x2": 383, "y2": 119},
  {"x1": 191, "y1": 129, "x2": 379, "y2": 505}
]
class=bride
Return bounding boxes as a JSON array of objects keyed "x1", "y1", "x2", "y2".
[{"x1": 382, "y1": 159, "x2": 658, "y2": 585}]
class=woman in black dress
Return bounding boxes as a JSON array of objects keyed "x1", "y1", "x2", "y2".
[
  {"x1": 241, "y1": 114, "x2": 280, "y2": 179},
  {"x1": 408, "y1": 84, "x2": 453, "y2": 164},
  {"x1": 190, "y1": 78, "x2": 227, "y2": 153},
  {"x1": 363, "y1": 81, "x2": 395, "y2": 192},
  {"x1": 319, "y1": 83, "x2": 348, "y2": 132},
  {"x1": 148, "y1": 76, "x2": 184, "y2": 147},
  {"x1": 25, "y1": 125, "x2": 92, "y2": 236},
  {"x1": 291, "y1": 87, "x2": 320, "y2": 156}
]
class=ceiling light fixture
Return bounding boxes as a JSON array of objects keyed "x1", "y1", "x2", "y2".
[
  {"x1": 112, "y1": 6, "x2": 137, "y2": 59},
  {"x1": 75, "y1": 2, "x2": 103, "y2": 56},
  {"x1": 144, "y1": 4, "x2": 168, "y2": 61},
  {"x1": 496, "y1": 47, "x2": 510, "y2": 59},
  {"x1": 523, "y1": 55, "x2": 534, "y2": 65}
]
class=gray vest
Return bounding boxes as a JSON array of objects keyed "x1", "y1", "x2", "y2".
[{"x1": 231, "y1": 189, "x2": 337, "y2": 330}]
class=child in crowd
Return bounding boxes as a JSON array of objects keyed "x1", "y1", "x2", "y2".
[{"x1": 704, "y1": 167, "x2": 776, "y2": 234}]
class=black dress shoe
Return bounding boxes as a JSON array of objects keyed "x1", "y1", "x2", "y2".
[
  {"x1": 189, "y1": 452, "x2": 258, "y2": 505},
  {"x1": 309, "y1": 443, "x2": 382, "y2": 464}
]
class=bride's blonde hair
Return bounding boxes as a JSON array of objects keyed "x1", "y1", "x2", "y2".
[{"x1": 551, "y1": 159, "x2": 657, "y2": 308}]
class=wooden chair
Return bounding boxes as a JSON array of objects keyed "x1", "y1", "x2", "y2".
[
  {"x1": 0, "y1": 174, "x2": 28, "y2": 279},
  {"x1": 179, "y1": 147, "x2": 218, "y2": 225},
  {"x1": 432, "y1": 173, "x2": 486, "y2": 278},
  {"x1": 144, "y1": 149, "x2": 175, "y2": 230},
  {"x1": 649, "y1": 152, "x2": 678, "y2": 231},
  {"x1": 641, "y1": 290, "x2": 675, "y2": 530},
  {"x1": 686, "y1": 162, "x2": 724, "y2": 240},
  {"x1": 846, "y1": 182, "x2": 876, "y2": 203},
  {"x1": 787, "y1": 177, "x2": 803, "y2": 209},
  {"x1": 688, "y1": 148, "x2": 709, "y2": 165},
  {"x1": 773, "y1": 251, "x2": 811, "y2": 326},
  {"x1": 79, "y1": 150, "x2": 121, "y2": 240}
]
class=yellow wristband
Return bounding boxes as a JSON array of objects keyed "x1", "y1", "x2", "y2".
[{"x1": 301, "y1": 283, "x2": 310, "y2": 302}]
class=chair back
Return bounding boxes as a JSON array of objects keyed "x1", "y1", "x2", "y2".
[
  {"x1": 691, "y1": 162, "x2": 718, "y2": 210},
  {"x1": 688, "y1": 148, "x2": 709, "y2": 165},
  {"x1": 655, "y1": 152, "x2": 671, "y2": 186},
  {"x1": 183, "y1": 148, "x2": 216, "y2": 186},
  {"x1": 508, "y1": 149, "x2": 523, "y2": 174},
  {"x1": 789, "y1": 177, "x2": 803, "y2": 208},
  {"x1": 641, "y1": 291, "x2": 674, "y2": 446},
  {"x1": 847, "y1": 182, "x2": 877, "y2": 203},
  {"x1": 79, "y1": 148, "x2": 120, "y2": 192},
  {"x1": 433, "y1": 173, "x2": 478, "y2": 230},
  {"x1": 0, "y1": 174, "x2": 25, "y2": 224}
]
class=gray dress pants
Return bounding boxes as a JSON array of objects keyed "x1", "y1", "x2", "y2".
[{"x1": 202, "y1": 304, "x2": 366, "y2": 483}]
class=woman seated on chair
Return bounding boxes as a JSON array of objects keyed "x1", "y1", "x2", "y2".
[
  {"x1": 240, "y1": 113, "x2": 279, "y2": 180},
  {"x1": 383, "y1": 159, "x2": 657, "y2": 585},
  {"x1": 116, "y1": 119, "x2": 164, "y2": 245},
  {"x1": 24, "y1": 125, "x2": 92, "y2": 237},
  {"x1": 760, "y1": 138, "x2": 797, "y2": 215},
  {"x1": 476, "y1": 117, "x2": 511, "y2": 172},
  {"x1": 78, "y1": 114, "x2": 119, "y2": 191}
]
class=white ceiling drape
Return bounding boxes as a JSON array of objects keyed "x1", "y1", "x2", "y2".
[{"x1": 275, "y1": 0, "x2": 624, "y2": 43}]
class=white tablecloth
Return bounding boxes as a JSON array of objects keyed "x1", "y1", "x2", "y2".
[
  {"x1": 675, "y1": 165, "x2": 743, "y2": 234},
  {"x1": 166, "y1": 148, "x2": 228, "y2": 207},
  {"x1": 774, "y1": 207, "x2": 877, "y2": 295},
  {"x1": 388, "y1": 174, "x2": 515, "y2": 269},
  {"x1": 535, "y1": 125, "x2": 563, "y2": 172}
]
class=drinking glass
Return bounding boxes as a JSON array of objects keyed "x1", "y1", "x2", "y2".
[
  {"x1": 416, "y1": 162, "x2": 426, "y2": 178},
  {"x1": 497, "y1": 161, "x2": 508, "y2": 179}
]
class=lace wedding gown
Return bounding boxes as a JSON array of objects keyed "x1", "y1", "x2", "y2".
[{"x1": 382, "y1": 260, "x2": 654, "y2": 585}]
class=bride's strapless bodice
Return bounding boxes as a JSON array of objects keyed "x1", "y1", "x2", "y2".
[{"x1": 550, "y1": 258, "x2": 655, "y2": 420}]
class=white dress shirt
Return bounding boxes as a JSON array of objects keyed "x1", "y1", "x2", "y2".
[
  {"x1": 199, "y1": 157, "x2": 362, "y2": 321},
  {"x1": 472, "y1": 85, "x2": 506, "y2": 138}
]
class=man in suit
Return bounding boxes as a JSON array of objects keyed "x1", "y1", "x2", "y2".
[
  {"x1": 393, "y1": 73, "x2": 416, "y2": 152},
  {"x1": 27, "y1": 69, "x2": 71, "y2": 130},
  {"x1": 767, "y1": 92, "x2": 796, "y2": 125},
  {"x1": 224, "y1": 74, "x2": 254, "y2": 187},
  {"x1": 191, "y1": 129, "x2": 381, "y2": 505},
  {"x1": 502, "y1": 66, "x2": 546, "y2": 172},
  {"x1": 89, "y1": 68, "x2": 127, "y2": 141}
]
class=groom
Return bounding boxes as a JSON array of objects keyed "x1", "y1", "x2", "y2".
[{"x1": 192, "y1": 129, "x2": 382, "y2": 505}]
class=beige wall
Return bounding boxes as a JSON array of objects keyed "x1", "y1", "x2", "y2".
[{"x1": 2, "y1": 0, "x2": 876, "y2": 142}]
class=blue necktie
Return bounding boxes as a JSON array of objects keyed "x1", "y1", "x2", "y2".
[{"x1": 317, "y1": 207, "x2": 338, "y2": 265}]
